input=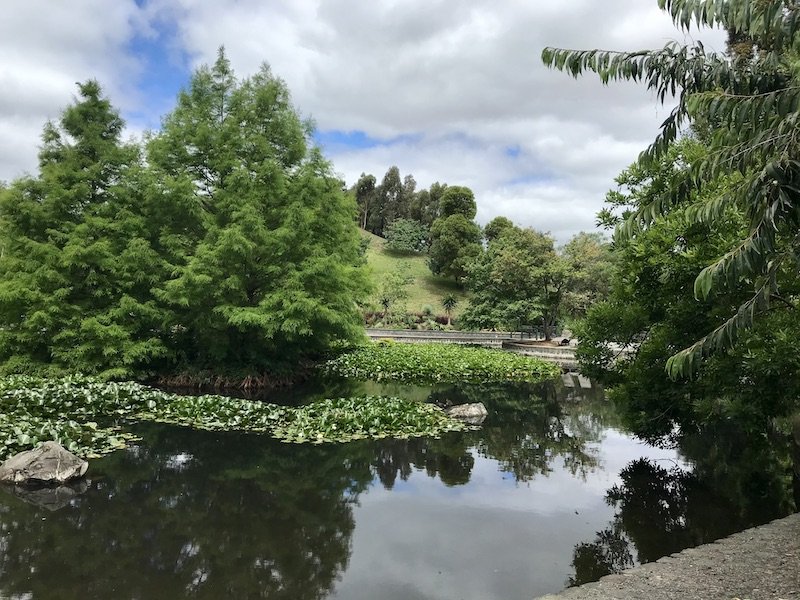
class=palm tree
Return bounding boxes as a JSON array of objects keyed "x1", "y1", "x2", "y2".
[{"x1": 442, "y1": 293, "x2": 458, "y2": 327}]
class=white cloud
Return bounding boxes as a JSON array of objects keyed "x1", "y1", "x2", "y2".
[
  {"x1": 0, "y1": 0, "x2": 150, "y2": 180},
  {"x1": 0, "y1": 0, "x2": 726, "y2": 241},
  {"x1": 153, "y1": 0, "x2": 725, "y2": 241}
]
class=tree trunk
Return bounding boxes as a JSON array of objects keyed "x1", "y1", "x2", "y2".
[{"x1": 792, "y1": 413, "x2": 800, "y2": 511}]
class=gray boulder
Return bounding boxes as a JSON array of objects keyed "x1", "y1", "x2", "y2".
[
  {"x1": 0, "y1": 441, "x2": 88, "y2": 486},
  {"x1": 445, "y1": 402, "x2": 488, "y2": 425}
]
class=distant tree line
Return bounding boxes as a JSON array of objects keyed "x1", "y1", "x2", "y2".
[
  {"x1": 461, "y1": 220, "x2": 612, "y2": 339},
  {"x1": 352, "y1": 163, "x2": 613, "y2": 336},
  {"x1": 352, "y1": 167, "x2": 446, "y2": 237}
]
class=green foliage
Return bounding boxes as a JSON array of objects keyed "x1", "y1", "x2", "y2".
[
  {"x1": 0, "y1": 51, "x2": 370, "y2": 379},
  {"x1": 148, "y1": 50, "x2": 370, "y2": 371},
  {"x1": 441, "y1": 294, "x2": 458, "y2": 312},
  {"x1": 356, "y1": 167, "x2": 443, "y2": 236},
  {"x1": 377, "y1": 264, "x2": 414, "y2": 315},
  {"x1": 428, "y1": 214, "x2": 482, "y2": 282},
  {"x1": 461, "y1": 225, "x2": 571, "y2": 338},
  {"x1": 441, "y1": 293, "x2": 459, "y2": 326},
  {"x1": 425, "y1": 185, "x2": 481, "y2": 283},
  {"x1": 409, "y1": 181, "x2": 447, "y2": 228},
  {"x1": 273, "y1": 396, "x2": 470, "y2": 443},
  {"x1": 355, "y1": 172, "x2": 378, "y2": 230},
  {"x1": 576, "y1": 138, "x2": 800, "y2": 439},
  {"x1": 483, "y1": 216, "x2": 514, "y2": 242},
  {"x1": 0, "y1": 413, "x2": 136, "y2": 461},
  {"x1": 368, "y1": 166, "x2": 404, "y2": 236},
  {"x1": 0, "y1": 81, "x2": 170, "y2": 379},
  {"x1": 438, "y1": 186, "x2": 477, "y2": 219},
  {"x1": 384, "y1": 218, "x2": 429, "y2": 253},
  {"x1": 0, "y1": 376, "x2": 470, "y2": 460},
  {"x1": 561, "y1": 232, "x2": 615, "y2": 320},
  {"x1": 324, "y1": 342, "x2": 561, "y2": 384},
  {"x1": 543, "y1": 0, "x2": 800, "y2": 375}
]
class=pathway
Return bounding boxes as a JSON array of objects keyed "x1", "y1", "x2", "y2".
[{"x1": 535, "y1": 513, "x2": 800, "y2": 600}]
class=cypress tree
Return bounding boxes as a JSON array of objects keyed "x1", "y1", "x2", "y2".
[
  {"x1": 0, "y1": 81, "x2": 170, "y2": 377},
  {"x1": 148, "y1": 49, "x2": 369, "y2": 372}
]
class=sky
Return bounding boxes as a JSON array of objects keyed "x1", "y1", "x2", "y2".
[{"x1": 0, "y1": 0, "x2": 725, "y2": 243}]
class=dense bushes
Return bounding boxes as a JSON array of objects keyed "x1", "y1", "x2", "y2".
[{"x1": 384, "y1": 218, "x2": 429, "y2": 253}]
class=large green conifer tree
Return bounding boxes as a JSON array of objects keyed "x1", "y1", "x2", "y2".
[
  {"x1": 148, "y1": 50, "x2": 369, "y2": 372},
  {"x1": 0, "y1": 81, "x2": 169, "y2": 377}
]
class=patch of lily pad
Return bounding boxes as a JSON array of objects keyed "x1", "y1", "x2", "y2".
[
  {"x1": 324, "y1": 341, "x2": 561, "y2": 384},
  {"x1": 273, "y1": 396, "x2": 467, "y2": 444},
  {"x1": 0, "y1": 376, "x2": 470, "y2": 461}
]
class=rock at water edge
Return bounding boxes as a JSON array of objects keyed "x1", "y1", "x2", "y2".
[
  {"x1": 445, "y1": 402, "x2": 489, "y2": 425},
  {"x1": 0, "y1": 441, "x2": 88, "y2": 486}
]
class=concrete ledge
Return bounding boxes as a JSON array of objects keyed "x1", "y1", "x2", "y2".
[
  {"x1": 535, "y1": 513, "x2": 800, "y2": 600},
  {"x1": 502, "y1": 342, "x2": 579, "y2": 369},
  {"x1": 365, "y1": 329, "x2": 524, "y2": 349}
]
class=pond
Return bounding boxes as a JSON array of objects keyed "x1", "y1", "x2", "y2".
[{"x1": 0, "y1": 376, "x2": 795, "y2": 600}]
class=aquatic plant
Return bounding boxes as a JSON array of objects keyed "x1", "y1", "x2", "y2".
[
  {"x1": 0, "y1": 377, "x2": 468, "y2": 460},
  {"x1": 273, "y1": 396, "x2": 470, "y2": 444},
  {"x1": 324, "y1": 342, "x2": 561, "y2": 384}
]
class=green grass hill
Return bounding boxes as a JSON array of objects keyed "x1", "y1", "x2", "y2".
[{"x1": 361, "y1": 230, "x2": 468, "y2": 318}]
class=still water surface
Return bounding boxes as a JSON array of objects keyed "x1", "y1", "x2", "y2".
[{"x1": 0, "y1": 378, "x2": 794, "y2": 599}]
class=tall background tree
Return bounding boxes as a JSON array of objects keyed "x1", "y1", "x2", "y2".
[
  {"x1": 409, "y1": 181, "x2": 446, "y2": 228},
  {"x1": 561, "y1": 232, "x2": 614, "y2": 320},
  {"x1": 355, "y1": 166, "x2": 443, "y2": 238},
  {"x1": 460, "y1": 223, "x2": 568, "y2": 338},
  {"x1": 427, "y1": 186, "x2": 482, "y2": 282},
  {"x1": 355, "y1": 173, "x2": 377, "y2": 231}
]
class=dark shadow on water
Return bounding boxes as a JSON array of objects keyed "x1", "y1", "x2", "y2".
[{"x1": 568, "y1": 421, "x2": 798, "y2": 587}]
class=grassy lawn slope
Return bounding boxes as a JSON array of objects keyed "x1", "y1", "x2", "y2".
[{"x1": 362, "y1": 230, "x2": 468, "y2": 317}]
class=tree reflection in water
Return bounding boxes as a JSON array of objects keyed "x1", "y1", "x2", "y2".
[
  {"x1": 568, "y1": 421, "x2": 798, "y2": 587},
  {"x1": 1, "y1": 376, "x2": 726, "y2": 599},
  {"x1": 0, "y1": 379, "x2": 612, "y2": 600},
  {"x1": 365, "y1": 380, "x2": 613, "y2": 487},
  {"x1": 0, "y1": 425, "x2": 374, "y2": 600}
]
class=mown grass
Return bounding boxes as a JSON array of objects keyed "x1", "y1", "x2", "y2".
[{"x1": 362, "y1": 230, "x2": 468, "y2": 316}]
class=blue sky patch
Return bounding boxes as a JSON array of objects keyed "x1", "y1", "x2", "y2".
[
  {"x1": 124, "y1": 11, "x2": 190, "y2": 130},
  {"x1": 313, "y1": 129, "x2": 381, "y2": 151},
  {"x1": 504, "y1": 172, "x2": 556, "y2": 188},
  {"x1": 313, "y1": 130, "x2": 424, "y2": 153}
]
